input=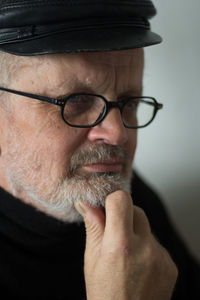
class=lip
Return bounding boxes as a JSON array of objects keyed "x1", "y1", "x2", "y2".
[{"x1": 82, "y1": 159, "x2": 124, "y2": 173}]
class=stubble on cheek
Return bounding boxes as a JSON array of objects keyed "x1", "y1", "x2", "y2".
[{"x1": 3, "y1": 123, "x2": 134, "y2": 221}]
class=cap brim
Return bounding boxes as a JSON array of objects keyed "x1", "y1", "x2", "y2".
[{"x1": 0, "y1": 27, "x2": 162, "y2": 56}]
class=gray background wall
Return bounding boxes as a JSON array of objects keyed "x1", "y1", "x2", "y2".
[{"x1": 134, "y1": 0, "x2": 200, "y2": 261}]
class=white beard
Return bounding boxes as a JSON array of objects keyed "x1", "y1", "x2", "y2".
[
  {"x1": 4, "y1": 133, "x2": 132, "y2": 223},
  {"x1": 19, "y1": 172, "x2": 132, "y2": 223}
]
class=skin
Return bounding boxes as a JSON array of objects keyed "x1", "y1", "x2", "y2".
[
  {"x1": 0, "y1": 50, "x2": 141, "y2": 218},
  {"x1": 0, "y1": 49, "x2": 178, "y2": 298},
  {"x1": 76, "y1": 193, "x2": 178, "y2": 300}
]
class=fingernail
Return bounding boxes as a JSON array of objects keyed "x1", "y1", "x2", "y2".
[{"x1": 74, "y1": 200, "x2": 86, "y2": 217}]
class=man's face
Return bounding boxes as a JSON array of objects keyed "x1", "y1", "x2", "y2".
[{"x1": 0, "y1": 49, "x2": 144, "y2": 222}]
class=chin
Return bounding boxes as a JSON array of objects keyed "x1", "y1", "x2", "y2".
[{"x1": 20, "y1": 171, "x2": 132, "y2": 223}]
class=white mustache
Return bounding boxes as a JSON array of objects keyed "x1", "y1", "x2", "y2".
[{"x1": 68, "y1": 144, "x2": 128, "y2": 175}]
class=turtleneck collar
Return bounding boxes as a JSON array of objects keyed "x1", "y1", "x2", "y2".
[{"x1": 0, "y1": 186, "x2": 86, "y2": 241}]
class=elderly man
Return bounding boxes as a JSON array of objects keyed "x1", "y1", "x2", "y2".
[{"x1": 0, "y1": 0, "x2": 199, "y2": 299}]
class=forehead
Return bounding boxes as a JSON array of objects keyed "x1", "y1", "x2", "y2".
[
  {"x1": 66, "y1": 49, "x2": 143, "y2": 66},
  {"x1": 12, "y1": 49, "x2": 144, "y2": 96}
]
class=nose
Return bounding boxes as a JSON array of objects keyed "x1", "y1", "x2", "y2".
[{"x1": 87, "y1": 107, "x2": 129, "y2": 146}]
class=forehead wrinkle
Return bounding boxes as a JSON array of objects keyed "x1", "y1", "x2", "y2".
[
  {"x1": 11, "y1": 49, "x2": 143, "y2": 99},
  {"x1": 38, "y1": 56, "x2": 111, "y2": 97},
  {"x1": 83, "y1": 50, "x2": 143, "y2": 97},
  {"x1": 60, "y1": 59, "x2": 142, "y2": 99},
  {"x1": 67, "y1": 63, "x2": 111, "y2": 95},
  {"x1": 64, "y1": 50, "x2": 142, "y2": 95}
]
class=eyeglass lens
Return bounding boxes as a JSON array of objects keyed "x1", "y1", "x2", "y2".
[
  {"x1": 63, "y1": 94, "x2": 155, "y2": 128},
  {"x1": 122, "y1": 98, "x2": 155, "y2": 128}
]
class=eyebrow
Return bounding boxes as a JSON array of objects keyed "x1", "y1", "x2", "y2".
[{"x1": 56, "y1": 84, "x2": 143, "y2": 100}]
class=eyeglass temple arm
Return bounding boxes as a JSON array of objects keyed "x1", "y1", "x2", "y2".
[
  {"x1": 0, "y1": 86, "x2": 64, "y2": 106},
  {"x1": 140, "y1": 99, "x2": 163, "y2": 110}
]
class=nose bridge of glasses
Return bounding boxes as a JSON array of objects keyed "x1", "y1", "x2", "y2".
[
  {"x1": 106, "y1": 100, "x2": 124, "y2": 112},
  {"x1": 101, "y1": 100, "x2": 125, "y2": 127}
]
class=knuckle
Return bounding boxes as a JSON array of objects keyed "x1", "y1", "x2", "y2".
[
  {"x1": 142, "y1": 241, "x2": 157, "y2": 264},
  {"x1": 138, "y1": 239, "x2": 163, "y2": 270},
  {"x1": 117, "y1": 240, "x2": 133, "y2": 256},
  {"x1": 105, "y1": 239, "x2": 133, "y2": 258}
]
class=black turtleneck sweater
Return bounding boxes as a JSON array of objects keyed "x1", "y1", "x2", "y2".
[{"x1": 0, "y1": 172, "x2": 199, "y2": 299}]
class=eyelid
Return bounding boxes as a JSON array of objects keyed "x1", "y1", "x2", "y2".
[{"x1": 57, "y1": 92, "x2": 89, "y2": 101}]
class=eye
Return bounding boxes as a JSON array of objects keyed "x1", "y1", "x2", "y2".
[
  {"x1": 63, "y1": 94, "x2": 106, "y2": 126},
  {"x1": 66, "y1": 94, "x2": 97, "y2": 112},
  {"x1": 125, "y1": 98, "x2": 140, "y2": 109}
]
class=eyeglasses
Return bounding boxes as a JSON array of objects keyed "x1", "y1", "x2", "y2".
[{"x1": 0, "y1": 86, "x2": 163, "y2": 129}]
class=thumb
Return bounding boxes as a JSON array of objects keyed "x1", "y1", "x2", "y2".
[{"x1": 74, "y1": 200, "x2": 105, "y2": 252}]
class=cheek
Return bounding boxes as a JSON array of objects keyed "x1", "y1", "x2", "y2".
[
  {"x1": 15, "y1": 104, "x2": 87, "y2": 160},
  {"x1": 7, "y1": 110, "x2": 88, "y2": 177},
  {"x1": 38, "y1": 126, "x2": 89, "y2": 174}
]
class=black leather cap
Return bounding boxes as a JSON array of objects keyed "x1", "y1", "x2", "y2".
[{"x1": 0, "y1": 0, "x2": 162, "y2": 56}]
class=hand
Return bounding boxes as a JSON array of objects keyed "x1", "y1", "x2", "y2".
[{"x1": 75, "y1": 191, "x2": 178, "y2": 300}]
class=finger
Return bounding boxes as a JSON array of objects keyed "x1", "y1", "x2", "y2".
[
  {"x1": 133, "y1": 205, "x2": 151, "y2": 237},
  {"x1": 104, "y1": 190, "x2": 134, "y2": 244},
  {"x1": 74, "y1": 200, "x2": 105, "y2": 250}
]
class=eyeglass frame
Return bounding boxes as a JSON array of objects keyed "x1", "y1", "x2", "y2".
[{"x1": 0, "y1": 86, "x2": 163, "y2": 129}]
